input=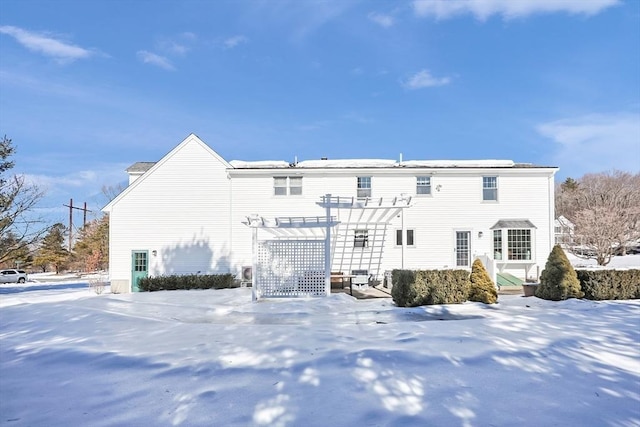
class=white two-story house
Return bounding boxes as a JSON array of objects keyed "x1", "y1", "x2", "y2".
[{"x1": 103, "y1": 134, "x2": 558, "y2": 293}]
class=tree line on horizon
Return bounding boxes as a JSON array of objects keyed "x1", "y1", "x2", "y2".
[{"x1": 1, "y1": 136, "x2": 112, "y2": 273}]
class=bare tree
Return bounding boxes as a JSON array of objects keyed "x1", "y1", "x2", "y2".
[
  {"x1": 557, "y1": 170, "x2": 640, "y2": 265},
  {"x1": 0, "y1": 136, "x2": 49, "y2": 265},
  {"x1": 101, "y1": 183, "x2": 126, "y2": 204}
]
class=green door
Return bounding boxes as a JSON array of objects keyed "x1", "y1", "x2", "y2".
[{"x1": 131, "y1": 250, "x2": 149, "y2": 292}]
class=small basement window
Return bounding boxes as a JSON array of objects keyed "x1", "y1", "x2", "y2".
[{"x1": 396, "y1": 229, "x2": 415, "y2": 246}]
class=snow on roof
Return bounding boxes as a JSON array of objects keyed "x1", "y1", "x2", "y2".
[
  {"x1": 229, "y1": 160, "x2": 291, "y2": 169},
  {"x1": 295, "y1": 159, "x2": 398, "y2": 168},
  {"x1": 401, "y1": 160, "x2": 515, "y2": 168},
  {"x1": 228, "y1": 158, "x2": 521, "y2": 169}
]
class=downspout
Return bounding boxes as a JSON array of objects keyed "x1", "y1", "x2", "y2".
[
  {"x1": 325, "y1": 194, "x2": 332, "y2": 297},
  {"x1": 548, "y1": 172, "x2": 556, "y2": 254},
  {"x1": 228, "y1": 170, "x2": 233, "y2": 273}
]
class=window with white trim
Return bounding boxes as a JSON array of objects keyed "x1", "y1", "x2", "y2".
[
  {"x1": 396, "y1": 229, "x2": 415, "y2": 246},
  {"x1": 357, "y1": 176, "x2": 371, "y2": 198},
  {"x1": 483, "y1": 176, "x2": 498, "y2": 201},
  {"x1": 289, "y1": 177, "x2": 302, "y2": 195},
  {"x1": 354, "y1": 229, "x2": 369, "y2": 248},
  {"x1": 492, "y1": 220, "x2": 535, "y2": 262},
  {"x1": 416, "y1": 176, "x2": 431, "y2": 195},
  {"x1": 493, "y1": 230, "x2": 503, "y2": 260},
  {"x1": 507, "y1": 229, "x2": 532, "y2": 260},
  {"x1": 274, "y1": 176, "x2": 302, "y2": 196}
]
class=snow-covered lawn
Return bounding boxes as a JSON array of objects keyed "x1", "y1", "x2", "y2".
[
  {"x1": 1, "y1": 278, "x2": 639, "y2": 426},
  {"x1": 567, "y1": 252, "x2": 640, "y2": 270}
]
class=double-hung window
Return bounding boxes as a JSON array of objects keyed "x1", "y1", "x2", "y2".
[
  {"x1": 274, "y1": 176, "x2": 302, "y2": 196},
  {"x1": 274, "y1": 177, "x2": 288, "y2": 196},
  {"x1": 416, "y1": 176, "x2": 431, "y2": 195},
  {"x1": 483, "y1": 176, "x2": 498, "y2": 201},
  {"x1": 357, "y1": 176, "x2": 371, "y2": 198},
  {"x1": 289, "y1": 177, "x2": 302, "y2": 195}
]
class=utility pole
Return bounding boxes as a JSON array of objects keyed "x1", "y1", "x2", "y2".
[{"x1": 63, "y1": 198, "x2": 92, "y2": 252}]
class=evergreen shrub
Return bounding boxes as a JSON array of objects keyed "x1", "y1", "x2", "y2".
[
  {"x1": 535, "y1": 245, "x2": 583, "y2": 300},
  {"x1": 391, "y1": 269, "x2": 470, "y2": 307},
  {"x1": 577, "y1": 269, "x2": 640, "y2": 300},
  {"x1": 139, "y1": 274, "x2": 236, "y2": 292},
  {"x1": 468, "y1": 259, "x2": 498, "y2": 304}
]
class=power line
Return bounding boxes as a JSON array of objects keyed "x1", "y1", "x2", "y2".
[{"x1": 63, "y1": 199, "x2": 91, "y2": 252}]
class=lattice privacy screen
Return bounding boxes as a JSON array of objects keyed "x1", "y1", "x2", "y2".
[{"x1": 256, "y1": 240, "x2": 326, "y2": 298}]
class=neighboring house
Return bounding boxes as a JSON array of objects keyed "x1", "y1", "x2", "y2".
[
  {"x1": 554, "y1": 215, "x2": 575, "y2": 245},
  {"x1": 103, "y1": 134, "x2": 558, "y2": 293}
]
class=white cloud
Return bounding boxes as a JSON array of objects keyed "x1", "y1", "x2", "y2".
[
  {"x1": 136, "y1": 51, "x2": 175, "y2": 71},
  {"x1": 0, "y1": 25, "x2": 94, "y2": 63},
  {"x1": 157, "y1": 32, "x2": 198, "y2": 55},
  {"x1": 224, "y1": 35, "x2": 248, "y2": 49},
  {"x1": 537, "y1": 112, "x2": 640, "y2": 176},
  {"x1": 403, "y1": 69, "x2": 451, "y2": 89},
  {"x1": 160, "y1": 40, "x2": 189, "y2": 55},
  {"x1": 368, "y1": 12, "x2": 395, "y2": 28},
  {"x1": 412, "y1": 0, "x2": 620, "y2": 20}
]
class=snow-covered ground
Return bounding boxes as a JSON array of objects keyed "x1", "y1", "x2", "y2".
[
  {"x1": 1, "y1": 270, "x2": 639, "y2": 427},
  {"x1": 566, "y1": 252, "x2": 640, "y2": 270}
]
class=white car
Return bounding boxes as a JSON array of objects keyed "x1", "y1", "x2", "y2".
[{"x1": 0, "y1": 269, "x2": 28, "y2": 284}]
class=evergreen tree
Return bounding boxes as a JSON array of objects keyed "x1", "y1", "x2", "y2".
[
  {"x1": 535, "y1": 245, "x2": 583, "y2": 300},
  {"x1": 561, "y1": 177, "x2": 579, "y2": 191},
  {"x1": 33, "y1": 223, "x2": 69, "y2": 273},
  {"x1": 0, "y1": 231, "x2": 32, "y2": 269},
  {"x1": 72, "y1": 215, "x2": 109, "y2": 272},
  {"x1": 468, "y1": 258, "x2": 498, "y2": 304}
]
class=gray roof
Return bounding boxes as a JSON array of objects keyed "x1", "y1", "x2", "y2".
[
  {"x1": 126, "y1": 162, "x2": 156, "y2": 173},
  {"x1": 491, "y1": 219, "x2": 537, "y2": 229}
]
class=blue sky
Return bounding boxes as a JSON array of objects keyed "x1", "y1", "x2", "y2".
[{"x1": 1, "y1": 0, "x2": 639, "y2": 227}]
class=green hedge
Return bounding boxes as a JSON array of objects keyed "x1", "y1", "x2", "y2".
[
  {"x1": 577, "y1": 270, "x2": 640, "y2": 300},
  {"x1": 138, "y1": 274, "x2": 237, "y2": 292},
  {"x1": 391, "y1": 269, "x2": 470, "y2": 307}
]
